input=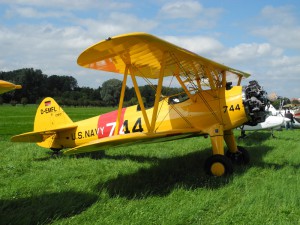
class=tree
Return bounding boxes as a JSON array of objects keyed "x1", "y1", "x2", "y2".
[
  {"x1": 21, "y1": 97, "x2": 28, "y2": 106},
  {"x1": 100, "y1": 79, "x2": 126, "y2": 107},
  {"x1": 0, "y1": 68, "x2": 47, "y2": 104},
  {"x1": 272, "y1": 97, "x2": 291, "y2": 109},
  {"x1": 0, "y1": 68, "x2": 190, "y2": 106},
  {"x1": 47, "y1": 75, "x2": 78, "y2": 96},
  {"x1": 20, "y1": 68, "x2": 47, "y2": 103},
  {"x1": 139, "y1": 85, "x2": 155, "y2": 107}
]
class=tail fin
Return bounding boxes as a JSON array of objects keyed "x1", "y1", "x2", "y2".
[
  {"x1": 34, "y1": 97, "x2": 73, "y2": 132},
  {"x1": 12, "y1": 97, "x2": 77, "y2": 149}
]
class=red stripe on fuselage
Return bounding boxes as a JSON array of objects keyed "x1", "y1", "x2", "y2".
[{"x1": 97, "y1": 108, "x2": 127, "y2": 138}]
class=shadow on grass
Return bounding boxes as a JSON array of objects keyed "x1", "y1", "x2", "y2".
[
  {"x1": 0, "y1": 191, "x2": 97, "y2": 225},
  {"x1": 236, "y1": 131, "x2": 273, "y2": 145},
  {"x1": 32, "y1": 132, "x2": 281, "y2": 200},
  {"x1": 94, "y1": 144, "x2": 274, "y2": 199},
  {"x1": 34, "y1": 151, "x2": 65, "y2": 161}
]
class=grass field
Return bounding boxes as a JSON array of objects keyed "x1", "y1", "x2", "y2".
[{"x1": 1, "y1": 105, "x2": 299, "y2": 225}]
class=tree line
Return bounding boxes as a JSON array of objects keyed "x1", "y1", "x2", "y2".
[
  {"x1": 1, "y1": 68, "x2": 297, "y2": 108},
  {"x1": 0, "y1": 68, "x2": 184, "y2": 107}
]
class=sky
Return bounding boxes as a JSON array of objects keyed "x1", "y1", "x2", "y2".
[{"x1": 0, "y1": 0, "x2": 299, "y2": 98}]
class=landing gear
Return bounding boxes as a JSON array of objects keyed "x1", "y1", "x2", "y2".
[
  {"x1": 204, "y1": 154, "x2": 233, "y2": 176},
  {"x1": 226, "y1": 146, "x2": 250, "y2": 165},
  {"x1": 205, "y1": 128, "x2": 250, "y2": 176},
  {"x1": 50, "y1": 148, "x2": 62, "y2": 157}
]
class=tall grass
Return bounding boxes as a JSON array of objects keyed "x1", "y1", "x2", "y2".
[{"x1": 1, "y1": 105, "x2": 299, "y2": 224}]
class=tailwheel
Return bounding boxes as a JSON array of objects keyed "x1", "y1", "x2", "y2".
[
  {"x1": 226, "y1": 146, "x2": 250, "y2": 165},
  {"x1": 204, "y1": 154, "x2": 233, "y2": 177},
  {"x1": 50, "y1": 148, "x2": 62, "y2": 157}
]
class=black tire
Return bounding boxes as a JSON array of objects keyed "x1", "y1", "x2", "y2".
[
  {"x1": 204, "y1": 154, "x2": 233, "y2": 176},
  {"x1": 226, "y1": 146, "x2": 250, "y2": 165}
]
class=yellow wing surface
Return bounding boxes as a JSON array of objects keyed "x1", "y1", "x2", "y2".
[
  {"x1": 77, "y1": 32, "x2": 250, "y2": 80},
  {"x1": 64, "y1": 129, "x2": 200, "y2": 155},
  {"x1": 11, "y1": 124, "x2": 78, "y2": 142},
  {"x1": 0, "y1": 80, "x2": 22, "y2": 94}
]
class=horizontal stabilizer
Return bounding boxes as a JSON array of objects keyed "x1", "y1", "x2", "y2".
[
  {"x1": 64, "y1": 128, "x2": 201, "y2": 155},
  {"x1": 11, "y1": 124, "x2": 77, "y2": 143}
]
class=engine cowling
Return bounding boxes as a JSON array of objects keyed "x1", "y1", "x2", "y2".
[{"x1": 242, "y1": 80, "x2": 269, "y2": 126}]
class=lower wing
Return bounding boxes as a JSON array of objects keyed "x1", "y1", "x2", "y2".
[{"x1": 64, "y1": 128, "x2": 201, "y2": 155}]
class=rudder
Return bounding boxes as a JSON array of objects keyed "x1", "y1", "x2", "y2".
[{"x1": 34, "y1": 97, "x2": 73, "y2": 132}]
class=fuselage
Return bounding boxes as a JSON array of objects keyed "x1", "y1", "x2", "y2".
[{"x1": 50, "y1": 86, "x2": 248, "y2": 149}]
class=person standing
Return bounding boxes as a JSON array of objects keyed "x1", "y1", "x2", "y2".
[{"x1": 285, "y1": 110, "x2": 294, "y2": 129}]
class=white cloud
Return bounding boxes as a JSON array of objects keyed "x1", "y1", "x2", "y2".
[
  {"x1": 265, "y1": 55, "x2": 300, "y2": 80},
  {"x1": 240, "y1": 5, "x2": 300, "y2": 97},
  {"x1": 0, "y1": 11, "x2": 157, "y2": 88},
  {"x1": 4, "y1": 6, "x2": 73, "y2": 19},
  {"x1": 164, "y1": 35, "x2": 224, "y2": 55},
  {"x1": 260, "y1": 5, "x2": 296, "y2": 25},
  {"x1": 0, "y1": 23, "x2": 92, "y2": 72},
  {"x1": 157, "y1": 1, "x2": 223, "y2": 31},
  {"x1": 252, "y1": 5, "x2": 300, "y2": 50},
  {"x1": 0, "y1": 1, "x2": 299, "y2": 98},
  {"x1": 77, "y1": 13, "x2": 158, "y2": 38},
  {"x1": 159, "y1": 1, "x2": 203, "y2": 19},
  {"x1": 0, "y1": 0, "x2": 131, "y2": 11},
  {"x1": 217, "y1": 43, "x2": 283, "y2": 65},
  {"x1": 253, "y1": 26, "x2": 300, "y2": 50},
  {"x1": 215, "y1": 45, "x2": 300, "y2": 98},
  {"x1": 269, "y1": 55, "x2": 300, "y2": 68}
]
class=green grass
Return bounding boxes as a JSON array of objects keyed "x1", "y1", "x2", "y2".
[{"x1": 1, "y1": 105, "x2": 300, "y2": 225}]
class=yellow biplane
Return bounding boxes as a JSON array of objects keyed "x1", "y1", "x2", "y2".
[
  {"x1": 12, "y1": 33, "x2": 268, "y2": 176},
  {"x1": 0, "y1": 80, "x2": 22, "y2": 94}
]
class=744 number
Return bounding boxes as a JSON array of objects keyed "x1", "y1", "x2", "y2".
[{"x1": 223, "y1": 104, "x2": 240, "y2": 113}]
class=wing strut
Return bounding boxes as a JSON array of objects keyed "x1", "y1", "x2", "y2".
[
  {"x1": 175, "y1": 74, "x2": 195, "y2": 101},
  {"x1": 222, "y1": 71, "x2": 226, "y2": 88},
  {"x1": 237, "y1": 75, "x2": 242, "y2": 86},
  {"x1": 191, "y1": 65, "x2": 203, "y2": 91},
  {"x1": 204, "y1": 67, "x2": 216, "y2": 90},
  {"x1": 129, "y1": 66, "x2": 151, "y2": 131},
  {"x1": 114, "y1": 65, "x2": 129, "y2": 135},
  {"x1": 150, "y1": 52, "x2": 166, "y2": 132}
]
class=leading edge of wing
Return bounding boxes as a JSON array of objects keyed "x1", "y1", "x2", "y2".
[
  {"x1": 63, "y1": 129, "x2": 201, "y2": 155},
  {"x1": 77, "y1": 32, "x2": 250, "y2": 79}
]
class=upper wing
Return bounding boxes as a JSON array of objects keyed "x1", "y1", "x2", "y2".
[
  {"x1": 0, "y1": 80, "x2": 22, "y2": 94},
  {"x1": 77, "y1": 32, "x2": 250, "y2": 80},
  {"x1": 63, "y1": 128, "x2": 201, "y2": 155}
]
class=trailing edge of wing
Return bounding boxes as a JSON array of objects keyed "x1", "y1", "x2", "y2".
[
  {"x1": 64, "y1": 129, "x2": 201, "y2": 155},
  {"x1": 11, "y1": 124, "x2": 77, "y2": 143}
]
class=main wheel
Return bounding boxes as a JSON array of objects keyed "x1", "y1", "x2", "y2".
[
  {"x1": 226, "y1": 146, "x2": 250, "y2": 165},
  {"x1": 204, "y1": 154, "x2": 233, "y2": 176}
]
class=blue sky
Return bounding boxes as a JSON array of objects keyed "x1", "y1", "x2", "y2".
[{"x1": 0, "y1": 0, "x2": 299, "y2": 98}]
